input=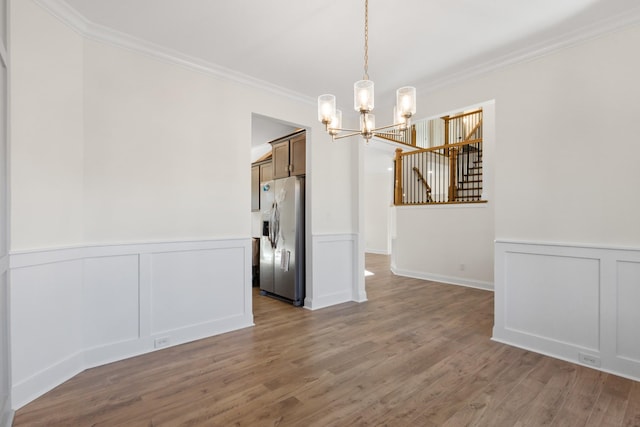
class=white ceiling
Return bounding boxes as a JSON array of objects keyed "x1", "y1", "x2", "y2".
[{"x1": 55, "y1": 0, "x2": 640, "y2": 135}]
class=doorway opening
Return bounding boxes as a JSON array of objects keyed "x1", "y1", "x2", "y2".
[{"x1": 250, "y1": 113, "x2": 310, "y2": 315}]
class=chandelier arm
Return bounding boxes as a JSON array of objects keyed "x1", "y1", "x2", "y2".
[
  {"x1": 371, "y1": 123, "x2": 406, "y2": 132},
  {"x1": 329, "y1": 126, "x2": 362, "y2": 133},
  {"x1": 374, "y1": 133, "x2": 403, "y2": 138},
  {"x1": 333, "y1": 131, "x2": 364, "y2": 140}
]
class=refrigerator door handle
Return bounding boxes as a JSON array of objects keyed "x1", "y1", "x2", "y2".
[{"x1": 269, "y1": 201, "x2": 279, "y2": 249}]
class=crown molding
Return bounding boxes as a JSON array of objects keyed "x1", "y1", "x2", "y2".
[
  {"x1": 33, "y1": 0, "x2": 89, "y2": 34},
  {"x1": 418, "y1": 5, "x2": 640, "y2": 93},
  {"x1": 33, "y1": 0, "x2": 640, "y2": 100},
  {"x1": 33, "y1": 0, "x2": 315, "y2": 106}
]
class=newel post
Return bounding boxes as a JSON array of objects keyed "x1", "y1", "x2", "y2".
[
  {"x1": 394, "y1": 148, "x2": 403, "y2": 205},
  {"x1": 448, "y1": 147, "x2": 458, "y2": 202}
]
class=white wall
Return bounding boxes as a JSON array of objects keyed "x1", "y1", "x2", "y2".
[
  {"x1": 8, "y1": 0, "x2": 362, "y2": 410},
  {"x1": 0, "y1": 0, "x2": 10, "y2": 422},
  {"x1": 392, "y1": 101, "x2": 495, "y2": 290},
  {"x1": 493, "y1": 30, "x2": 640, "y2": 246},
  {"x1": 10, "y1": 0, "x2": 83, "y2": 251},
  {"x1": 393, "y1": 204, "x2": 495, "y2": 289},
  {"x1": 82, "y1": 40, "x2": 251, "y2": 243},
  {"x1": 420, "y1": 24, "x2": 640, "y2": 246},
  {"x1": 363, "y1": 143, "x2": 394, "y2": 254},
  {"x1": 414, "y1": 22, "x2": 640, "y2": 379}
]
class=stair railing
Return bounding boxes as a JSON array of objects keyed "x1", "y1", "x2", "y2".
[
  {"x1": 375, "y1": 126, "x2": 416, "y2": 147},
  {"x1": 394, "y1": 109, "x2": 484, "y2": 205}
]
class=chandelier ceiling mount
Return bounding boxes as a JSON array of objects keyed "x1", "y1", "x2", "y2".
[{"x1": 317, "y1": 0, "x2": 417, "y2": 142}]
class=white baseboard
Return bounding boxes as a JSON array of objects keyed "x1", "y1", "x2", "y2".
[
  {"x1": 391, "y1": 266, "x2": 494, "y2": 291},
  {"x1": 0, "y1": 412, "x2": 13, "y2": 427},
  {"x1": 0, "y1": 395, "x2": 13, "y2": 427},
  {"x1": 352, "y1": 289, "x2": 368, "y2": 303},
  {"x1": 12, "y1": 352, "x2": 84, "y2": 410},
  {"x1": 82, "y1": 313, "x2": 254, "y2": 375},
  {"x1": 0, "y1": 256, "x2": 9, "y2": 424},
  {"x1": 365, "y1": 249, "x2": 390, "y2": 255},
  {"x1": 307, "y1": 290, "x2": 353, "y2": 310}
]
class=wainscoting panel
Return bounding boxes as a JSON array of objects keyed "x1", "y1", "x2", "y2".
[
  {"x1": 616, "y1": 260, "x2": 640, "y2": 362},
  {"x1": 9, "y1": 238, "x2": 254, "y2": 409},
  {"x1": 83, "y1": 255, "x2": 140, "y2": 349},
  {"x1": 308, "y1": 234, "x2": 357, "y2": 310},
  {"x1": 150, "y1": 247, "x2": 246, "y2": 335},
  {"x1": 503, "y1": 251, "x2": 600, "y2": 351},
  {"x1": 10, "y1": 259, "x2": 84, "y2": 408},
  {"x1": 494, "y1": 240, "x2": 640, "y2": 381}
]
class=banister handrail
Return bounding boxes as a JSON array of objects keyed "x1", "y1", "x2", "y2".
[
  {"x1": 396, "y1": 138, "x2": 482, "y2": 158},
  {"x1": 412, "y1": 166, "x2": 433, "y2": 202},
  {"x1": 394, "y1": 108, "x2": 484, "y2": 205},
  {"x1": 442, "y1": 108, "x2": 483, "y2": 120},
  {"x1": 464, "y1": 119, "x2": 482, "y2": 141},
  {"x1": 375, "y1": 132, "x2": 415, "y2": 147}
]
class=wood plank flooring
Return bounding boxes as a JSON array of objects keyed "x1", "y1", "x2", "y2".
[{"x1": 13, "y1": 254, "x2": 640, "y2": 426}]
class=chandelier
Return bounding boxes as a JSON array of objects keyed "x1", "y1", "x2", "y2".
[{"x1": 317, "y1": 0, "x2": 416, "y2": 142}]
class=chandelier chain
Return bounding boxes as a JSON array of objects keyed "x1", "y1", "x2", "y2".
[
  {"x1": 316, "y1": 0, "x2": 416, "y2": 141},
  {"x1": 363, "y1": 0, "x2": 369, "y2": 80}
]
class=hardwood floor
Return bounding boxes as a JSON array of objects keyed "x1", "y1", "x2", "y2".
[{"x1": 13, "y1": 254, "x2": 640, "y2": 426}]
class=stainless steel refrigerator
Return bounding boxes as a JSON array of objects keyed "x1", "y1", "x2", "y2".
[{"x1": 259, "y1": 175, "x2": 305, "y2": 306}]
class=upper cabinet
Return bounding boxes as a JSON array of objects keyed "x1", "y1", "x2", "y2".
[
  {"x1": 272, "y1": 140, "x2": 290, "y2": 179},
  {"x1": 251, "y1": 160, "x2": 274, "y2": 212},
  {"x1": 252, "y1": 131, "x2": 305, "y2": 211},
  {"x1": 251, "y1": 165, "x2": 260, "y2": 212},
  {"x1": 260, "y1": 161, "x2": 273, "y2": 183},
  {"x1": 289, "y1": 133, "x2": 306, "y2": 177},
  {"x1": 272, "y1": 131, "x2": 305, "y2": 179}
]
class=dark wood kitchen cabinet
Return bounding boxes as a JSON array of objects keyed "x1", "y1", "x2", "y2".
[
  {"x1": 251, "y1": 164, "x2": 260, "y2": 211},
  {"x1": 272, "y1": 131, "x2": 305, "y2": 179},
  {"x1": 251, "y1": 160, "x2": 273, "y2": 212}
]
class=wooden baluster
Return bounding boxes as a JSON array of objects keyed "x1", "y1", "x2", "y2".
[{"x1": 443, "y1": 115, "x2": 450, "y2": 157}]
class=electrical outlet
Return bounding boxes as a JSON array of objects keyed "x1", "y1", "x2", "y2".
[
  {"x1": 579, "y1": 352, "x2": 601, "y2": 367},
  {"x1": 154, "y1": 336, "x2": 170, "y2": 348}
]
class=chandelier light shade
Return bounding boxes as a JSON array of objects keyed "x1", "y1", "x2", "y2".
[
  {"x1": 396, "y1": 86, "x2": 416, "y2": 117},
  {"x1": 354, "y1": 80, "x2": 374, "y2": 112},
  {"x1": 317, "y1": 0, "x2": 416, "y2": 142},
  {"x1": 360, "y1": 113, "x2": 375, "y2": 140},
  {"x1": 318, "y1": 94, "x2": 336, "y2": 124},
  {"x1": 328, "y1": 110, "x2": 342, "y2": 136}
]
